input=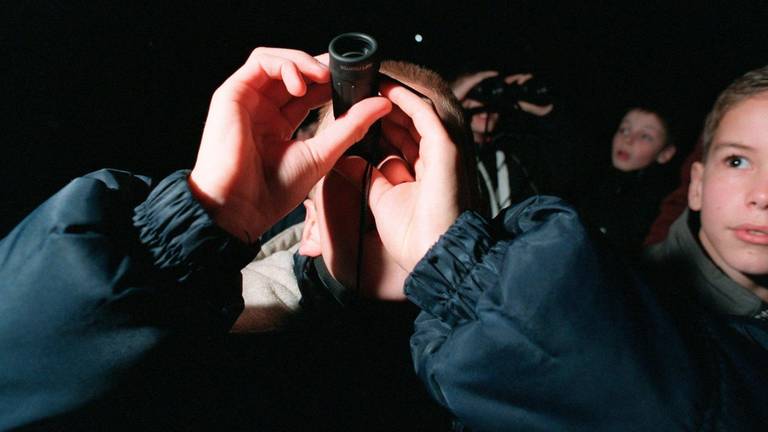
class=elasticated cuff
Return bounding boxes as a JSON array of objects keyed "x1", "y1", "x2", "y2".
[
  {"x1": 133, "y1": 170, "x2": 259, "y2": 283},
  {"x1": 404, "y1": 211, "x2": 495, "y2": 325}
]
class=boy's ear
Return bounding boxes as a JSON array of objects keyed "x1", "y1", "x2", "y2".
[
  {"x1": 688, "y1": 161, "x2": 704, "y2": 211},
  {"x1": 298, "y1": 199, "x2": 322, "y2": 257},
  {"x1": 656, "y1": 145, "x2": 677, "y2": 165}
]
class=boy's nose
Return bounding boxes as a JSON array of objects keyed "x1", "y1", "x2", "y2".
[{"x1": 747, "y1": 175, "x2": 768, "y2": 210}]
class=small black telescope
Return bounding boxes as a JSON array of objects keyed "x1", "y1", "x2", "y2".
[{"x1": 328, "y1": 32, "x2": 381, "y2": 163}]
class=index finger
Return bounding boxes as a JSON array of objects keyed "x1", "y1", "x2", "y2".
[
  {"x1": 380, "y1": 82, "x2": 452, "y2": 159},
  {"x1": 261, "y1": 52, "x2": 331, "y2": 107},
  {"x1": 504, "y1": 73, "x2": 533, "y2": 85},
  {"x1": 301, "y1": 96, "x2": 392, "y2": 178},
  {"x1": 315, "y1": 52, "x2": 330, "y2": 66},
  {"x1": 227, "y1": 47, "x2": 330, "y2": 94}
]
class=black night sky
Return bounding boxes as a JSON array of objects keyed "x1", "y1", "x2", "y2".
[{"x1": 2, "y1": 1, "x2": 767, "y2": 234}]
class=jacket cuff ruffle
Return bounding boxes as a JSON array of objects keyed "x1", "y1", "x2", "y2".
[
  {"x1": 405, "y1": 211, "x2": 496, "y2": 326},
  {"x1": 133, "y1": 170, "x2": 259, "y2": 284}
]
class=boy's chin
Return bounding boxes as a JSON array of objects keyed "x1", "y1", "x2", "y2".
[
  {"x1": 611, "y1": 160, "x2": 647, "y2": 172},
  {"x1": 737, "y1": 263, "x2": 768, "y2": 280},
  {"x1": 726, "y1": 250, "x2": 768, "y2": 280}
]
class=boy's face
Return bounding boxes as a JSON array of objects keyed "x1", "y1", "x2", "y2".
[
  {"x1": 462, "y1": 98, "x2": 500, "y2": 143},
  {"x1": 299, "y1": 164, "x2": 411, "y2": 300},
  {"x1": 297, "y1": 109, "x2": 411, "y2": 300},
  {"x1": 689, "y1": 93, "x2": 768, "y2": 287},
  {"x1": 611, "y1": 109, "x2": 673, "y2": 171},
  {"x1": 299, "y1": 71, "x2": 465, "y2": 301}
]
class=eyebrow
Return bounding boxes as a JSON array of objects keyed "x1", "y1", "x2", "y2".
[
  {"x1": 619, "y1": 120, "x2": 661, "y2": 132},
  {"x1": 710, "y1": 142, "x2": 754, "y2": 153}
]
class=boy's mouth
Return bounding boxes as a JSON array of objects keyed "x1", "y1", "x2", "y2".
[
  {"x1": 615, "y1": 150, "x2": 630, "y2": 161},
  {"x1": 733, "y1": 225, "x2": 768, "y2": 245}
]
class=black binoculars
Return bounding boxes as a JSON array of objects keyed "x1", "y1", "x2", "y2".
[{"x1": 466, "y1": 75, "x2": 554, "y2": 115}]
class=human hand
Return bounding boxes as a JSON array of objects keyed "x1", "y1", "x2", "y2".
[
  {"x1": 189, "y1": 48, "x2": 392, "y2": 243},
  {"x1": 337, "y1": 82, "x2": 461, "y2": 274},
  {"x1": 504, "y1": 73, "x2": 554, "y2": 116},
  {"x1": 452, "y1": 70, "x2": 499, "y2": 101}
]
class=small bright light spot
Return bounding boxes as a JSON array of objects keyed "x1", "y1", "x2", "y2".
[{"x1": 414, "y1": 34, "x2": 423, "y2": 43}]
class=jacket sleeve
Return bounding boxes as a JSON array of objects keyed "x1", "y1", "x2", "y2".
[
  {"x1": 405, "y1": 196, "x2": 708, "y2": 432},
  {"x1": 0, "y1": 169, "x2": 257, "y2": 429}
]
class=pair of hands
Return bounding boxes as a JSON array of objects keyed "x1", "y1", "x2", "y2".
[
  {"x1": 453, "y1": 70, "x2": 554, "y2": 117},
  {"x1": 188, "y1": 48, "x2": 459, "y2": 273}
]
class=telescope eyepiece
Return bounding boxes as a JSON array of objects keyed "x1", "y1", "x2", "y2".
[{"x1": 329, "y1": 33, "x2": 378, "y2": 64}]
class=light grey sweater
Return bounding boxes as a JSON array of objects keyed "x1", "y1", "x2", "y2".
[{"x1": 231, "y1": 223, "x2": 304, "y2": 332}]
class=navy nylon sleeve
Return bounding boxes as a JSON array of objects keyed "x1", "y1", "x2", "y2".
[
  {"x1": 405, "y1": 196, "x2": 706, "y2": 431},
  {"x1": 404, "y1": 211, "x2": 496, "y2": 326},
  {"x1": 0, "y1": 169, "x2": 257, "y2": 429},
  {"x1": 133, "y1": 170, "x2": 258, "y2": 286}
]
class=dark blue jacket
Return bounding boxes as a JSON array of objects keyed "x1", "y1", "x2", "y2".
[
  {"x1": 0, "y1": 169, "x2": 256, "y2": 430},
  {"x1": 406, "y1": 196, "x2": 768, "y2": 431}
]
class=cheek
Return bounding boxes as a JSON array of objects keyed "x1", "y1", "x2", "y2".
[
  {"x1": 611, "y1": 134, "x2": 621, "y2": 150},
  {"x1": 703, "y1": 172, "x2": 745, "y2": 204},
  {"x1": 471, "y1": 114, "x2": 486, "y2": 125},
  {"x1": 635, "y1": 146, "x2": 659, "y2": 163},
  {"x1": 699, "y1": 178, "x2": 741, "y2": 224},
  {"x1": 319, "y1": 178, "x2": 364, "y2": 287},
  {"x1": 359, "y1": 232, "x2": 409, "y2": 299}
]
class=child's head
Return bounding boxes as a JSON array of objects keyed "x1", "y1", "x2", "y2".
[
  {"x1": 299, "y1": 60, "x2": 477, "y2": 300},
  {"x1": 689, "y1": 65, "x2": 768, "y2": 294},
  {"x1": 611, "y1": 107, "x2": 676, "y2": 172}
]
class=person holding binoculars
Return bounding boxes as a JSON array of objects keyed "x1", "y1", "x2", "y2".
[
  {"x1": 0, "y1": 42, "x2": 470, "y2": 430},
  {"x1": 452, "y1": 69, "x2": 587, "y2": 216}
]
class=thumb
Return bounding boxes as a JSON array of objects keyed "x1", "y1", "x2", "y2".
[
  {"x1": 304, "y1": 97, "x2": 391, "y2": 177},
  {"x1": 366, "y1": 165, "x2": 395, "y2": 219}
]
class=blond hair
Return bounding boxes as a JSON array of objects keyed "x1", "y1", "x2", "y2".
[{"x1": 701, "y1": 65, "x2": 768, "y2": 161}]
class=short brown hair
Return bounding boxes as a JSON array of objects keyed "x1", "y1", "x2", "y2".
[
  {"x1": 701, "y1": 65, "x2": 768, "y2": 161},
  {"x1": 623, "y1": 106, "x2": 674, "y2": 150},
  {"x1": 379, "y1": 61, "x2": 479, "y2": 211}
]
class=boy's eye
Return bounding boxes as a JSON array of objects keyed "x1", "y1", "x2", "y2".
[
  {"x1": 725, "y1": 155, "x2": 750, "y2": 169},
  {"x1": 641, "y1": 133, "x2": 655, "y2": 142}
]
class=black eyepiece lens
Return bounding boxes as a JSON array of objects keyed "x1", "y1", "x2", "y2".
[
  {"x1": 342, "y1": 50, "x2": 366, "y2": 58},
  {"x1": 329, "y1": 33, "x2": 377, "y2": 63}
]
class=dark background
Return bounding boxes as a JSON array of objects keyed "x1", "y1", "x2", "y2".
[{"x1": 2, "y1": 1, "x2": 767, "y2": 235}]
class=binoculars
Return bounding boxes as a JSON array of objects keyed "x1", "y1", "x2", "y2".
[{"x1": 466, "y1": 75, "x2": 554, "y2": 115}]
